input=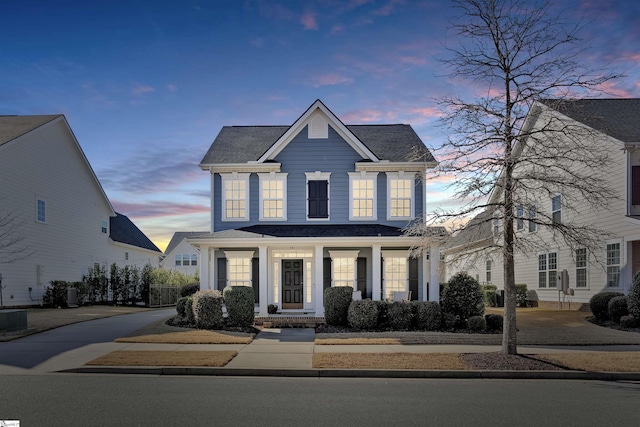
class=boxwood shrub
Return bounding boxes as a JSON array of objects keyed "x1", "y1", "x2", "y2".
[
  {"x1": 348, "y1": 300, "x2": 379, "y2": 330},
  {"x1": 192, "y1": 290, "x2": 224, "y2": 329},
  {"x1": 485, "y1": 313, "x2": 504, "y2": 332},
  {"x1": 467, "y1": 315, "x2": 486, "y2": 332},
  {"x1": 441, "y1": 272, "x2": 484, "y2": 324},
  {"x1": 223, "y1": 286, "x2": 255, "y2": 327},
  {"x1": 628, "y1": 272, "x2": 640, "y2": 320},
  {"x1": 620, "y1": 315, "x2": 638, "y2": 329},
  {"x1": 413, "y1": 301, "x2": 442, "y2": 331},
  {"x1": 324, "y1": 286, "x2": 354, "y2": 326},
  {"x1": 180, "y1": 283, "x2": 201, "y2": 298},
  {"x1": 387, "y1": 302, "x2": 413, "y2": 330},
  {"x1": 590, "y1": 291, "x2": 624, "y2": 321},
  {"x1": 176, "y1": 296, "x2": 190, "y2": 318},
  {"x1": 374, "y1": 300, "x2": 390, "y2": 329},
  {"x1": 608, "y1": 296, "x2": 629, "y2": 324},
  {"x1": 515, "y1": 284, "x2": 529, "y2": 307}
]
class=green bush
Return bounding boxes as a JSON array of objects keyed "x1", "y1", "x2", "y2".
[
  {"x1": 223, "y1": 286, "x2": 255, "y2": 327},
  {"x1": 348, "y1": 300, "x2": 379, "y2": 330},
  {"x1": 467, "y1": 315, "x2": 486, "y2": 332},
  {"x1": 176, "y1": 296, "x2": 190, "y2": 318},
  {"x1": 413, "y1": 301, "x2": 442, "y2": 331},
  {"x1": 185, "y1": 297, "x2": 195, "y2": 325},
  {"x1": 620, "y1": 315, "x2": 638, "y2": 329},
  {"x1": 71, "y1": 281, "x2": 88, "y2": 306},
  {"x1": 180, "y1": 283, "x2": 201, "y2": 298},
  {"x1": 515, "y1": 284, "x2": 528, "y2": 307},
  {"x1": 481, "y1": 284, "x2": 498, "y2": 307},
  {"x1": 324, "y1": 286, "x2": 354, "y2": 326},
  {"x1": 485, "y1": 314, "x2": 504, "y2": 332},
  {"x1": 374, "y1": 300, "x2": 390, "y2": 329},
  {"x1": 628, "y1": 272, "x2": 640, "y2": 320},
  {"x1": 441, "y1": 312, "x2": 458, "y2": 331},
  {"x1": 441, "y1": 272, "x2": 485, "y2": 324},
  {"x1": 590, "y1": 291, "x2": 624, "y2": 321},
  {"x1": 608, "y1": 296, "x2": 629, "y2": 324},
  {"x1": 43, "y1": 280, "x2": 70, "y2": 308},
  {"x1": 387, "y1": 302, "x2": 413, "y2": 330},
  {"x1": 192, "y1": 290, "x2": 224, "y2": 329}
]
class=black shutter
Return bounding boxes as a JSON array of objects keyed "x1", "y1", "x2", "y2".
[
  {"x1": 356, "y1": 257, "x2": 367, "y2": 299},
  {"x1": 323, "y1": 258, "x2": 332, "y2": 291},
  {"x1": 252, "y1": 258, "x2": 259, "y2": 304},
  {"x1": 309, "y1": 180, "x2": 328, "y2": 218},
  {"x1": 408, "y1": 258, "x2": 419, "y2": 301},
  {"x1": 216, "y1": 258, "x2": 227, "y2": 291},
  {"x1": 633, "y1": 166, "x2": 640, "y2": 205}
]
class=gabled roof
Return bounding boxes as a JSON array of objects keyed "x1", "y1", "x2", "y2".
[
  {"x1": 0, "y1": 115, "x2": 62, "y2": 146},
  {"x1": 539, "y1": 99, "x2": 640, "y2": 143},
  {"x1": 445, "y1": 210, "x2": 495, "y2": 252},
  {"x1": 165, "y1": 231, "x2": 208, "y2": 254},
  {"x1": 199, "y1": 100, "x2": 435, "y2": 166},
  {"x1": 110, "y1": 213, "x2": 162, "y2": 253}
]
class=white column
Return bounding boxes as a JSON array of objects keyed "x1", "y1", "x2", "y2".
[
  {"x1": 210, "y1": 171, "x2": 215, "y2": 233},
  {"x1": 200, "y1": 246, "x2": 210, "y2": 291},
  {"x1": 314, "y1": 245, "x2": 324, "y2": 316},
  {"x1": 259, "y1": 246, "x2": 268, "y2": 316},
  {"x1": 371, "y1": 245, "x2": 381, "y2": 301},
  {"x1": 429, "y1": 245, "x2": 440, "y2": 302}
]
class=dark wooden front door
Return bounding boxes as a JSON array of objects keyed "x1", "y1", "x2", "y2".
[{"x1": 282, "y1": 259, "x2": 303, "y2": 309}]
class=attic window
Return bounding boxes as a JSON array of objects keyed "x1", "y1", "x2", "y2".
[{"x1": 308, "y1": 115, "x2": 328, "y2": 139}]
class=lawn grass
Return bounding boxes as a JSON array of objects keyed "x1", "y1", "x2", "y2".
[
  {"x1": 535, "y1": 352, "x2": 640, "y2": 372},
  {"x1": 313, "y1": 352, "x2": 468, "y2": 370},
  {"x1": 115, "y1": 329, "x2": 253, "y2": 344},
  {"x1": 86, "y1": 350, "x2": 237, "y2": 367}
]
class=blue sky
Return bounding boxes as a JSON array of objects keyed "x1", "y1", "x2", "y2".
[{"x1": 2, "y1": 0, "x2": 638, "y2": 251}]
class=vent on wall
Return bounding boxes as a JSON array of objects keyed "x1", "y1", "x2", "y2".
[{"x1": 308, "y1": 114, "x2": 328, "y2": 139}]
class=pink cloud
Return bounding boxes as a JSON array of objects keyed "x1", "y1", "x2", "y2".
[
  {"x1": 372, "y1": 0, "x2": 405, "y2": 16},
  {"x1": 132, "y1": 84, "x2": 155, "y2": 97},
  {"x1": 399, "y1": 56, "x2": 426, "y2": 65},
  {"x1": 341, "y1": 108, "x2": 383, "y2": 123},
  {"x1": 300, "y1": 11, "x2": 318, "y2": 30},
  {"x1": 597, "y1": 80, "x2": 634, "y2": 97},
  {"x1": 410, "y1": 106, "x2": 443, "y2": 119},
  {"x1": 111, "y1": 200, "x2": 209, "y2": 219},
  {"x1": 309, "y1": 72, "x2": 353, "y2": 87}
]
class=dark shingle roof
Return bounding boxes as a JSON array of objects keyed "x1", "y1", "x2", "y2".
[
  {"x1": 110, "y1": 213, "x2": 162, "y2": 253},
  {"x1": 165, "y1": 231, "x2": 208, "y2": 254},
  {"x1": 238, "y1": 224, "x2": 404, "y2": 238},
  {"x1": 540, "y1": 99, "x2": 640, "y2": 143},
  {"x1": 0, "y1": 115, "x2": 62, "y2": 146},
  {"x1": 200, "y1": 124, "x2": 434, "y2": 165},
  {"x1": 446, "y1": 210, "x2": 495, "y2": 250}
]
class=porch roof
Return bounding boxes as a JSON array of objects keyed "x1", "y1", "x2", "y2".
[{"x1": 238, "y1": 224, "x2": 404, "y2": 238}]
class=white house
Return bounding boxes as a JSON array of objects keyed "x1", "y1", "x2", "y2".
[
  {"x1": 0, "y1": 115, "x2": 161, "y2": 307},
  {"x1": 189, "y1": 100, "x2": 443, "y2": 316},
  {"x1": 445, "y1": 99, "x2": 640, "y2": 309},
  {"x1": 161, "y1": 231, "x2": 206, "y2": 276}
]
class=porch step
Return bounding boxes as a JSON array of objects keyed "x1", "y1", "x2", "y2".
[{"x1": 255, "y1": 315, "x2": 325, "y2": 328}]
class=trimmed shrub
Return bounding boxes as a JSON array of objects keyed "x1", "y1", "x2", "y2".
[
  {"x1": 374, "y1": 300, "x2": 390, "y2": 329},
  {"x1": 387, "y1": 302, "x2": 413, "y2": 330},
  {"x1": 185, "y1": 297, "x2": 195, "y2": 325},
  {"x1": 192, "y1": 290, "x2": 224, "y2": 329},
  {"x1": 441, "y1": 312, "x2": 458, "y2": 331},
  {"x1": 515, "y1": 284, "x2": 529, "y2": 307},
  {"x1": 43, "y1": 280, "x2": 70, "y2": 308},
  {"x1": 628, "y1": 272, "x2": 640, "y2": 320},
  {"x1": 324, "y1": 286, "x2": 354, "y2": 326},
  {"x1": 413, "y1": 301, "x2": 442, "y2": 331},
  {"x1": 441, "y1": 272, "x2": 485, "y2": 324},
  {"x1": 180, "y1": 283, "x2": 201, "y2": 298},
  {"x1": 485, "y1": 313, "x2": 504, "y2": 332},
  {"x1": 481, "y1": 284, "x2": 498, "y2": 307},
  {"x1": 608, "y1": 296, "x2": 629, "y2": 324},
  {"x1": 348, "y1": 300, "x2": 379, "y2": 330},
  {"x1": 223, "y1": 286, "x2": 255, "y2": 327},
  {"x1": 620, "y1": 315, "x2": 638, "y2": 329},
  {"x1": 590, "y1": 291, "x2": 624, "y2": 321},
  {"x1": 176, "y1": 296, "x2": 190, "y2": 317},
  {"x1": 467, "y1": 315, "x2": 486, "y2": 332}
]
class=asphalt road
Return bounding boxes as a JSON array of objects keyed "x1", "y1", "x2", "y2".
[
  {"x1": 1, "y1": 376, "x2": 638, "y2": 426},
  {"x1": 0, "y1": 308, "x2": 174, "y2": 368}
]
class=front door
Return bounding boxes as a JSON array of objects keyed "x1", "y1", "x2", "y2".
[{"x1": 282, "y1": 259, "x2": 303, "y2": 309}]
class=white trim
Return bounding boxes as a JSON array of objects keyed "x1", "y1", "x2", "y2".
[
  {"x1": 223, "y1": 250, "x2": 255, "y2": 259},
  {"x1": 356, "y1": 161, "x2": 436, "y2": 172},
  {"x1": 200, "y1": 163, "x2": 281, "y2": 173},
  {"x1": 386, "y1": 171, "x2": 415, "y2": 220},
  {"x1": 220, "y1": 173, "x2": 250, "y2": 221},
  {"x1": 305, "y1": 171, "x2": 331, "y2": 221},
  {"x1": 258, "y1": 172, "x2": 288, "y2": 221},
  {"x1": 348, "y1": 171, "x2": 378, "y2": 221}
]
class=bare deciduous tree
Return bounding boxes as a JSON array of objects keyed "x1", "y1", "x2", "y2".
[
  {"x1": 408, "y1": 0, "x2": 624, "y2": 354},
  {"x1": 0, "y1": 205, "x2": 32, "y2": 264}
]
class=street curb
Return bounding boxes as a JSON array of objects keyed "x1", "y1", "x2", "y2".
[{"x1": 60, "y1": 366, "x2": 640, "y2": 381}]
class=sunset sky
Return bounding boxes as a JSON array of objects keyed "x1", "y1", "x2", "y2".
[{"x1": 2, "y1": 0, "x2": 638, "y2": 251}]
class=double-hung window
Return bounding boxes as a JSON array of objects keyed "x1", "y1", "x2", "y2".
[
  {"x1": 516, "y1": 205, "x2": 524, "y2": 231},
  {"x1": 221, "y1": 173, "x2": 250, "y2": 221},
  {"x1": 387, "y1": 172, "x2": 414, "y2": 220},
  {"x1": 224, "y1": 251, "x2": 254, "y2": 287},
  {"x1": 258, "y1": 173, "x2": 287, "y2": 220},
  {"x1": 329, "y1": 250, "x2": 360, "y2": 288},
  {"x1": 538, "y1": 252, "x2": 558, "y2": 288},
  {"x1": 382, "y1": 250, "x2": 408, "y2": 300},
  {"x1": 575, "y1": 248, "x2": 588, "y2": 288},
  {"x1": 552, "y1": 195, "x2": 562, "y2": 224},
  {"x1": 306, "y1": 172, "x2": 330, "y2": 219},
  {"x1": 485, "y1": 260, "x2": 492, "y2": 284},
  {"x1": 606, "y1": 243, "x2": 621, "y2": 287},
  {"x1": 349, "y1": 172, "x2": 377, "y2": 220},
  {"x1": 101, "y1": 219, "x2": 108, "y2": 234},
  {"x1": 36, "y1": 198, "x2": 46, "y2": 223},
  {"x1": 528, "y1": 205, "x2": 537, "y2": 232}
]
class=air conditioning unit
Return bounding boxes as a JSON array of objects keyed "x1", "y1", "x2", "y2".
[{"x1": 67, "y1": 287, "x2": 79, "y2": 307}]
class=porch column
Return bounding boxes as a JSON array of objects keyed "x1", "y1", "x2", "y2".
[
  {"x1": 429, "y1": 245, "x2": 440, "y2": 302},
  {"x1": 200, "y1": 246, "x2": 211, "y2": 291},
  {"x1": 258, "y1": 245, "x2": 268, "y2": 316},
  {"x1": 371, "y1": 245, "x2": 381, "y2": 301},
  {"x1": 314, "y1": 245, "x2": 324, "y2": 316}
]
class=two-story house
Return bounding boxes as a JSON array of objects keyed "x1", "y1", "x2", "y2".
[
  {"x1": 0, "y1": 114, "x2": 161, "y2": 307},
  {"x1": 190, "y1": 100, "x2": 441, "y2": 316},
  {"x1": 445, "y1": 98, "x2": 640, "y2": 309}
]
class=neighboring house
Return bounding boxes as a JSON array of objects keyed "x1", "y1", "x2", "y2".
[
  {"x1": 189, "y1": 100, "x2": 442, "y2": 316},
  {"x1": 0, "y1": 115, "x2": 161, "y2": 307},
  {"x1": 445, "y1": 99, "x2": 640, "y2": 309},
  {"x1": 161, "y1": 231, "x2": 206, "y2": 276}
]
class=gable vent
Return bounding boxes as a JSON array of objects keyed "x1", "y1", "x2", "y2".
[{"x1": 309, "y1": 115, "x2": 328, "y2": 139}]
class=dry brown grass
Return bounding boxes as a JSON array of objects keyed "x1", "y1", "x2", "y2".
[
  {"x1": 115, "y1": 329, "x2": 253, "y2": 344},
  {"x1": 313, "y1": 352, "x2": 468, "y2": 370},
  {"x1": 535, "y1": 352, "x2": 640, "y2": 372},
  {"x1": 86, "y1": 350, "x2": 237, "y2": 367}
]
